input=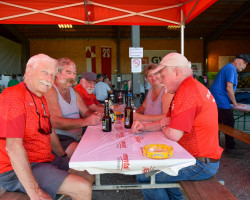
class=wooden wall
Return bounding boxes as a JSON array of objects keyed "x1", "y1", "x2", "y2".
[
  {"x1": 30, "y1": 39, "x2": 117, "y2": 75},
  {"x1": 208, "y1": 40, "x2": 250, "y2": 72},
  {"x1": 30, "y1": 38, "x2": 204, "y2": 75},
  {"x1": 30, "y1": 38, "x2": 250, "y2": 75}
]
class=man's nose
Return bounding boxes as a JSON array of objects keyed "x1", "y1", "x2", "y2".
[
  {"x1": 46, "y1": 74, "x2": 54, "y2": 82},
  {"x1": 70, "y1": 73, "x2": 76, "y2": 79}
]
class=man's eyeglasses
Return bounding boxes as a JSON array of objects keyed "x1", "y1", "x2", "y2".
[
  {"x1": 25, "y1": 84, "x2": 52, "y2": 135},
  {"x1": 37, "y1": 112, "x2": 52, "y2": 135}
]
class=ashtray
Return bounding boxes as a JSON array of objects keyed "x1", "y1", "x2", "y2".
[{"x1": 143, "y1": 144, "x2": 173, "y2": 159}]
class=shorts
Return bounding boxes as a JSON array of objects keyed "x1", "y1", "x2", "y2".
[
  {"x1": 0, "y1": 155, "x2": 69, "y2": 200},
  {"x1": 57, "y1": 134, "x2": 78, "y2": 151}
]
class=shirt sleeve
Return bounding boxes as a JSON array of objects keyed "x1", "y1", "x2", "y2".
[
  {"x1": 0, "y1": 90, "x2": 26, "y2": 138},
  {"x1": 105, "y1": 83, "x2": 111, "y2": 91},
  {"x1": 93, "y1": 95, "x2": 100, "y2": 105},
  {"x1": 225, "y1": 66, "x2": 236, "y2": 85}
]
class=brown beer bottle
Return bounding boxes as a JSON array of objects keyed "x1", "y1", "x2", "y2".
[
  {"x1": 102, "y1": 100, "x2": 112, "y2": 132},
  {"x1": 118, "y1": 92, "x2": 123, "y2": 105},
  {"x1": 124, "y1": 93, "x2": 133, "y2": 129}
]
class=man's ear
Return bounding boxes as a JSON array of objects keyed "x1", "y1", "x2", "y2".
[
  {"x1": 80, "y1": 78, "x2": 85, "y2": 86},
  {"x1": 25, "y1": 65, "x2": 32, "y2": 76},
  {"x1": 174, "y1": 67, "x2": 181, "y2": 78}
]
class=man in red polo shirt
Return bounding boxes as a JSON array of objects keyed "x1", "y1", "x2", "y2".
[
  {"x1": 74, "y1": 72, "x2": 104, "y2": 112},
  {"x1": 132, "y1": 53, "x2": 223, "y2": 200},
  {"x1": 0, "y1": 54, "x2": 92, "y2": 200}
]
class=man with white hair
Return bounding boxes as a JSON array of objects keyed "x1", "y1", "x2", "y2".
[
  {"x1": 45, "y1": 58, "x2": 102, "y2": 159},
  {"x1": 74, "y1": 72, "x2": 104, "y2": 112},
  {"x1": 0, "y1": 54, "x2": 92, "y2": 200},
  {"x1": 132, "y1": 53, "x2": 223, "y2": 200}
]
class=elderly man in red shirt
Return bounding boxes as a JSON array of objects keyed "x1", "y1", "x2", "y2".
[
  {"x1": 132, "y1": 53, "x2": 223, "y2": 200},
  {"x1": 74, "y1": 72, "x2": 104, "y2": 113},
  {"x1": 0, "y1": 54, "x2": 92, "y2": 200}
]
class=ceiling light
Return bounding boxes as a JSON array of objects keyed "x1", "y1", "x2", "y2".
[
  {"x1": 58, "y1": 24, "x2": 73, "y2": 29},
  {"x1": 167, "y1": 25, "x2": 181, "y2": 30}
]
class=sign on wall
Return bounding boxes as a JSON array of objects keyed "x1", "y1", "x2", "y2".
[
  {"x1": 219, "y1": 56, "x2": 234, "y2": 70},
  {"x1": 142, "y1": 50, "x2": 176, "y2": 69},
  {"x1": 131, "y1": 58, "x2": 142, "y2": 73},
  {"x1": 101, "y1": 47, "x2": 112, "y2": 79},
  {"x1": 191, "y1": 63, "x2": 202, "y2": 76},
  {"x1": 86, "y1": 46, "x2": 96, "y2": 72},
  {"x1": 129, "y1": 47, "x2": 143, "y2": 58}
]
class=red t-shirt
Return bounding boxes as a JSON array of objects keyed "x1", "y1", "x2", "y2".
[
  {"x1": 0, "y1": 82, "x2": 54, "y2": 173},
  {"x1": 74, "y1": 84, "x2": 99, "y2": 106},
  {"x1": 168, "y1": 76, "x2": 223, "y2": 159}
]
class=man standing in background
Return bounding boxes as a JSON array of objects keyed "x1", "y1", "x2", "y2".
[
  {"x1": 210, "y1": 53, "x2": 249, "y2": 157},
  {"x1": 7, "y1": 74, "x2": 19, "y2": 87},
  {"x1": 94, "y1": 76, "x2": 113, "y2": 104}
]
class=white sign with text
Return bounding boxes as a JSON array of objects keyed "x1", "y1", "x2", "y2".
[{"x1": 129, "y1": 47, "x2": 143, "y2": 58}]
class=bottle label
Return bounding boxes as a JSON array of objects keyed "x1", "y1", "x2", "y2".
[
  {"x1": 110, "y1": 113, "x2": 115, "y2": 123},
  {"x1": 125, "y1": 117, "x2": 130, "y2": 126},
  {"x1": 102, "y1": 121, "x2": 106, "y2": 130}
]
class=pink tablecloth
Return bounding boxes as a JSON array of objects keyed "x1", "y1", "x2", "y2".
[{"x1": 69, "y1": 121, "x2": 195, "y2": 176}]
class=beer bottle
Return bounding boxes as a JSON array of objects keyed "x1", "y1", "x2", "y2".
[
  {"x1": 118, "y1": 92, "x2": 123, "y2": 105},
  {"x1": 124, "y1": 93, "x2": 133, "y2": 129},
  {"x1": 102, "y1": 100, "x2": 112, "y2": 132}
]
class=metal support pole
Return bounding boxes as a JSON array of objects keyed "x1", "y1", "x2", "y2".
[
  {"x1": 180, "y1": 9, "x2": 184, "y2": 55},
  {"x1": 181, "y1": 25, "x2": 184, "y2": 55},
  {"x1": 117, "y1": 26, "x2": 121, "y2": 89},
  {"x1": 131, "y1": 25, "x2": 141, "y2": 108}
]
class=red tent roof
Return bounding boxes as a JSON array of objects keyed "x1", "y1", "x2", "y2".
[{"x1": 0, "y1": 0, "x2": 217, "y2": 25}]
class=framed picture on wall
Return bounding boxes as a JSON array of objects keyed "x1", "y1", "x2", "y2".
[
  {"x1": 218, "y1": 56, "x2": 235, "y2": 70},
  {"x1": 191, "y1": 63, "x2": 202, "y2": 76}
]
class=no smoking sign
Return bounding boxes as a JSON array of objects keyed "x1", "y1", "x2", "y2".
[{"x1": 131, "y1": 58, "x2": 142, "y2": 73}]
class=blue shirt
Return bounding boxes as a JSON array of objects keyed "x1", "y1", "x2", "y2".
[{"x1": 210, "y1": 63, "x2": 237, "y2": 109}]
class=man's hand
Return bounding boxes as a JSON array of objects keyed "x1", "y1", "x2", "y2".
[
  {"x1": 131, "y1": 121, "x2": 144, "y2": 134},
  {"x1": 29, "y1": 188, "x2": 52, "y2": 200},
  {"x1": 84, "y1": 112, "x2": 102, "y2": 126},
  {"x1": 234, "y1": 103, "x2": 249, "y2": 108}
]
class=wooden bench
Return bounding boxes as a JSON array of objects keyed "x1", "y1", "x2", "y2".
[
  {"x1": 0, "y1": 188, "x2": 67, "y2": 200},
  {"x1": 179, "y1": 177, "x2": 237, "y2": 200},
  {"x1": 219, "y1": 123, "x2": 250, "y2": 144},
  {"x1": 0, "y1": 190, "x2": 29, "y2": 200}
]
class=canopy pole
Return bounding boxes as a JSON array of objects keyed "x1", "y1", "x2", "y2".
[
  {"x1": 180, "y1": 9, "x2": 185, "y2": 55},
  {"x1": 181, "y1": 25, "x2": 184, "y2": 55}
]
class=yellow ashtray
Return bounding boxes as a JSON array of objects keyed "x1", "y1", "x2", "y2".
[{"x1": 143, "y1": 144, "x2": 173, "y2": 159}]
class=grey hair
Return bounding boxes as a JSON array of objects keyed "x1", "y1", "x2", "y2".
[
  {"x1": 179, "y1": 66, "x2": 193, "y2": 78},
  {"x1": 25, "y1": 53, "x2": 58, "y2": 73},
  {"x1": 57, "y1": 58, "x2": 76, "y2": 73},
  {"x1": 163, "y1": 65, "x2": 193, "y2": 79}
]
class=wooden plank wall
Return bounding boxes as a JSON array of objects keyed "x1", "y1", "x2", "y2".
[{"x1": 30, "y1": 38, "x2": 250, "y2": 75}]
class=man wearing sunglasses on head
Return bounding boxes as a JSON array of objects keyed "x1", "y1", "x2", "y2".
[
  {"x1": 44, "y1": 58, "x2": 102, "y2": 159},
  {"x1": 0, "y1": 54, "x2": 92, "y2": 200}
]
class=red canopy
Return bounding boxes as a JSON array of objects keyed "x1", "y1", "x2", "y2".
[{"x1": 0, "y1": 0, "x2": 217, "y2": 25}]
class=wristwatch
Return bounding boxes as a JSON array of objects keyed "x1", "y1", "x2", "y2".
[
  {"x1": 62, "y1": 153, "x2": 67, "y2": 157},
  {"x1": 160, "y1": 119, "x2": 167, "y2": 130}
]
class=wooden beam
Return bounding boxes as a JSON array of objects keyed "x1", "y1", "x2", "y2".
[{"x1": 205, "y1": 1, "x2": 250, "y2": 42}]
